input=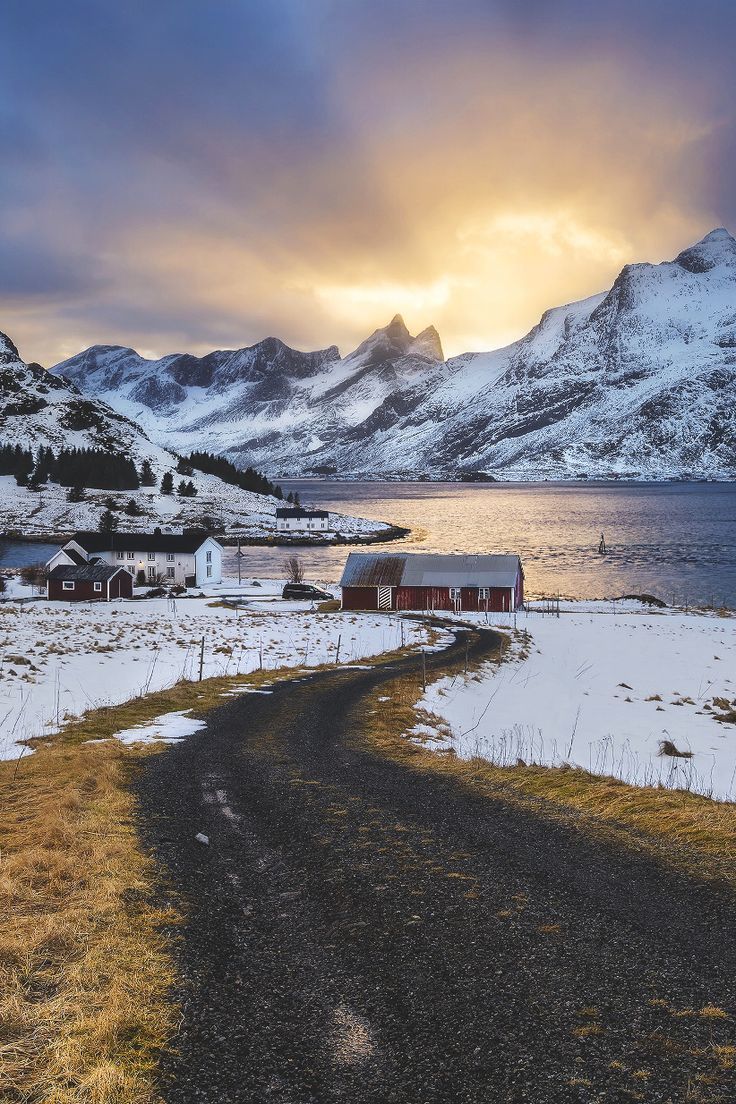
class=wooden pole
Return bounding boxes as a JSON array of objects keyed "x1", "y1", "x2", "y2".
[
  {"x1": 335, "y1": 633, "x2": 341, "y2": 665},
  {"x1": 464, "y1": 638, "x2": 469, "y2": 675},
  {"x1": 198, "y1": 635, "x2": 205, "y2": 681},
  {"x1": 422, "y1": 648, "x2": 426, "y2": 692}
]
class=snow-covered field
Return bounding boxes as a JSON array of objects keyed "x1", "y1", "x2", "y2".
[
  {"x1": 416, "y1": 603, "x2": 736, "y2": 800},
  {"x1": 0, "y1": 578, "x2": 433, "y2": 760}
]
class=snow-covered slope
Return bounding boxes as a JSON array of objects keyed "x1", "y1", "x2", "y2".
[
  {"x1": 53, "y1": 229, "x2": 736, "y2": 479},
  {"x1": 0, "y1": 331, "x2": 389, "y2": 537},
  {"x1": 53, "y1": 315, "x2": 447, "y2": 473}
]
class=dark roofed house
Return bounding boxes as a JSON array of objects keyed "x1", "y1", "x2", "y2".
[
  {"x1": 340, "y1": 552, "x2": 524, "y2": 613},
  {"x1": 276, "y1": 508, "x2": 330, "y2": 533},
  {"x1": 46, "y1": 530, "x2": 223, "y2": 587},
  {"x1": 47, "y1": 563, "x2": 133, "y2": 602}
]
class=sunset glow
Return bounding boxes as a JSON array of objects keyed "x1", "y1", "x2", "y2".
[{"x1": 1, "y1": 1, "x2": 733, "y2": 364}]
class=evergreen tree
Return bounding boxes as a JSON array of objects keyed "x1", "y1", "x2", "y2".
[
  {"x1": 286, "y1": 491, "x2": 294, "y2": 504},
  {"x1": 67, "y1": 484, "x2": 85, "y2": 502},
  {"x1": 293, "y1": 492, "x2": 301, "y2": 507},
  {"x1": 184, "y1": 451, "x2": 283, "y2": 498},
  {"x1": 160, "y1": 471, "x2": 174, "y2": 494},
  {"x1": 125, "y1": 497, "x2": 142, "y2": 516},
  {"x1": 139, "y1": 459, "x2": 157, "y2": 486},
  {"x1": 99, "y1": 508, "x2": 119, "y2": 532}
]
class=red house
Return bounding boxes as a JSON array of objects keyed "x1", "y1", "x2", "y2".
[
  {"x1": 47, "y1": 563, "x2": 133, "y2": 602},
  {"x1": 340, "y1": 552, "x2": 524, "y2": 613}
]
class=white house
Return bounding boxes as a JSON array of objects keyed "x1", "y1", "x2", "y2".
[
  {"x1": 275, "y1": 507, "x2": 330, "y2": 533},
  {"x1": 47, "y1": 530, "x2": 223, "y2": 587}
]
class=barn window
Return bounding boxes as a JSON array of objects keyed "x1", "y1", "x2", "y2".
[
  {"x1": 449, "y1": 587, "x2": 461, "y2": 600},
  {"x1": 478, "y1": 588, "x2": 490, "y2": 600},
  {"x1": 93, "y1": 582, "x2": 102, "y2": 592},
  {"x1": 62, "y1": 581, "x2": 75, "y2": 591}
]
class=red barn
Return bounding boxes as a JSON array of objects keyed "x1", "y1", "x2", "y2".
[
  {"x1": 340, "y1": 552, "x2": 524, "y2": 613},
  {"x1": 47, "y1": 563, "x2": 133, "y2": 602}
]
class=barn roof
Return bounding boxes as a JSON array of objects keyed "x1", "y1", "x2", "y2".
[
  {"x1": 67, "y1": 530, "x2": 218, "y2": 553},
  {"x1": 340, "y1": 552, "x2": 522, "y2": 589},
  {"x1": 49, "y1": 563, "x2": 129, "y2": 582}
]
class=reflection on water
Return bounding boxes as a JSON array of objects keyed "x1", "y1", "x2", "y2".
[
  {"x1": 2, "y1": 483, "x2": 734, "y2": 606},
  {"x1": 227, "y1": 481, "x2": 736, "y2": 606}
]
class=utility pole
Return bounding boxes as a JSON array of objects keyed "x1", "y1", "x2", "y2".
[{"x1": 236, "y1": 539, "x2": 244, "y2": 587}]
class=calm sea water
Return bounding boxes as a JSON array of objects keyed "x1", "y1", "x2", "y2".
[
  {"x1": 234, "y1": 481, "x2": 736, "y2": 606},
  {"x1": 3, "y1": 483, "x2": 735, "y2": 605}
]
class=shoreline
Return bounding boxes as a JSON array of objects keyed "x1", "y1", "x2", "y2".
[{"x1": 0, "y1": 523, "x2": 411, "y2": 548}]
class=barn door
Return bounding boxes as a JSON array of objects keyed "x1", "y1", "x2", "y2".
[{"x1": 378, "y1": 586, "x2": 392, "y2": 610}]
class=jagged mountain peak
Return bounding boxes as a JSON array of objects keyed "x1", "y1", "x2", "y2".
[
  {"x1": 674, "y1": 226, "x2": 736, "y2": 274},
  {"x1": 348, "y1": 315, "x2": 443, "y2": 363},
  {"x1": 0, "y1": 330, "x2": 21, "y2": 363},
  {"x1": 411, "y1": 325, "x2": 444, "y2": 361}
]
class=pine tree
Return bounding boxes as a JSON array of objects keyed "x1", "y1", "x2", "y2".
[
  {"x1": 125, "y1": 498, "x2": 142, "y2": 516},
  {"x1": 99, "y1": 508, "x2": 119, "y2": 532},
  {"x1": 139, "y1": 459, "x2": 157, "y2": 486},
  {"x1": 67, "y1": 484, "x2": 85, "y2": 502},
  {"x1": 160, "y1": 472, "x2": 174, "y2": 495}
]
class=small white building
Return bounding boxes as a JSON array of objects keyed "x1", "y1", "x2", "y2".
[
  {"x1": 47, "y1": 530, "x2": 223, "y2": 587},
  {"x1": 276, "y1": 507, "x2": 330, "y2": 533}
]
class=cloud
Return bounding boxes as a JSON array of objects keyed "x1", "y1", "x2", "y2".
[{"x1": 0, "y1": 0, "x2": 734, "y2": 365}]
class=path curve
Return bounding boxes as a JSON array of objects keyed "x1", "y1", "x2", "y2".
[{"x1": 135, "y1": 623, "x2": 736, "y2": 1103}]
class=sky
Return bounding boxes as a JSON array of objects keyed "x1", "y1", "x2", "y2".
[{"x1": 1, "y1": 0, "x2": 735, "y2": 366}]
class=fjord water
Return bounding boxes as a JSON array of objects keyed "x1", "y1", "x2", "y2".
[{"x1": 231, "y1": 481, "x2": 736, "y2": 606}]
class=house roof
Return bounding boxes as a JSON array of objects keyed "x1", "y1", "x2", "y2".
[
  {"x1": 49, "y1": 563, "x2": 129, "y2": 582},
  {"x1": 276, "y1": 508, "x2": 329, "y2": 519},
  {"x1": 67, "y1": 530, "x2": 219, "y2": 553},
  {"x1": 339, "y1": 552, "x2": 522, "y2": 589}
]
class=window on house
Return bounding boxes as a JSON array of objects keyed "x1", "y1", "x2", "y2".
[
  {"x1": 62, "y1": 581, "x2": 75, "y2": 591},
  {"x1": 117, "y1": 551, "x2": 124, "y2": 559},
  {"x1": 148, "y1": 552, "x2": 156, "y2": 561},
  {"x1": 166, "y1": 566, "x2": 175, "y2": 579},
  {"x1": 478, "y1": 588, "x2": 489, "y2": 600},
  {"x1": 93, "y1": 582, "x2": 102, "y2": 592},
  {"x1": 206, "y1": 565, "x2": 212, "y2": 578},
  {"x1": 166, "y1": 553, "x2": 175, "y2": 562},
  {"x1": 127, "y1": 552, "x2": 134, "y2": 560},
  {"x1": 206, "y1": 551, "x2": 212, "y2": 563}
]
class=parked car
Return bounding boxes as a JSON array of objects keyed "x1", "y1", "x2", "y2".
[{"x1": 282, "y1": 582, "x2": 333, "y2": 601}]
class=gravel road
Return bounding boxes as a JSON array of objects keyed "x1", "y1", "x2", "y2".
[{"x1": 135, "y1": 625, "x2": 735, "y2": 1103}]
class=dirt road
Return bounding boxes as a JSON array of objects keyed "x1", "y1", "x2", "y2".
[{"x1": 135, "y1": 625, "x2": 735, "y2": 1103}]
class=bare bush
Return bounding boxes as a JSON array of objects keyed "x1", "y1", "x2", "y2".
[{"x1": 284, "y1": 555, "x2": 305, "y2": 584}]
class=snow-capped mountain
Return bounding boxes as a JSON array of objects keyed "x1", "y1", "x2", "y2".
[
  {"x1": 53, "y1": 229, "x2": 736, "y2": 479},
  {"x1": 0, "y1": 330, "x2": 388, "y2": 537}
]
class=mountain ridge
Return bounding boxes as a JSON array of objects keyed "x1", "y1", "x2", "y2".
[{"x1": 52, "y1": 228, "x2": 736, "y2": 479}]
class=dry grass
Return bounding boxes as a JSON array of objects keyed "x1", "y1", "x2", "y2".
[
  {"x1": 0, "y1": 740, "x2": 177, "y2": 1103},
  {"x1": 356, "y1": 640, "x2": 736, "y2": 888},
  {"x1": 1, "y1": 634, "x2": 438, "y2": 1102}
]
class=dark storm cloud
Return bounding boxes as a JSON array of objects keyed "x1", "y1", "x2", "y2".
[{"x1": 0, "y1": 0, "x2": 734, "y2": 364}]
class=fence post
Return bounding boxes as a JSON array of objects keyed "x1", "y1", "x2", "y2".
[
  {"x1": 422, "y1": 648, "x2": 426, "y2": 692},
  {"x1": 335, "y1": 633, "x2": 341, "y2": 665},
  {"x1": 198, "y1": 635, "x2": 205, "y2": 681}
]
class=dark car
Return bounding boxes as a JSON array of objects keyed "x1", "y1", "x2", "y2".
[{"x1": 282, "y1": 583, "x2": 334, "y2": 601}]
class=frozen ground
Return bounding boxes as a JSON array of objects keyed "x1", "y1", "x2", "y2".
[
  {"x1": 0, "y1": 577, "x2": 435, "y2": 760},
  {"x1": 415, "y1": 602, "x2": 736, "y2": 800}
]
